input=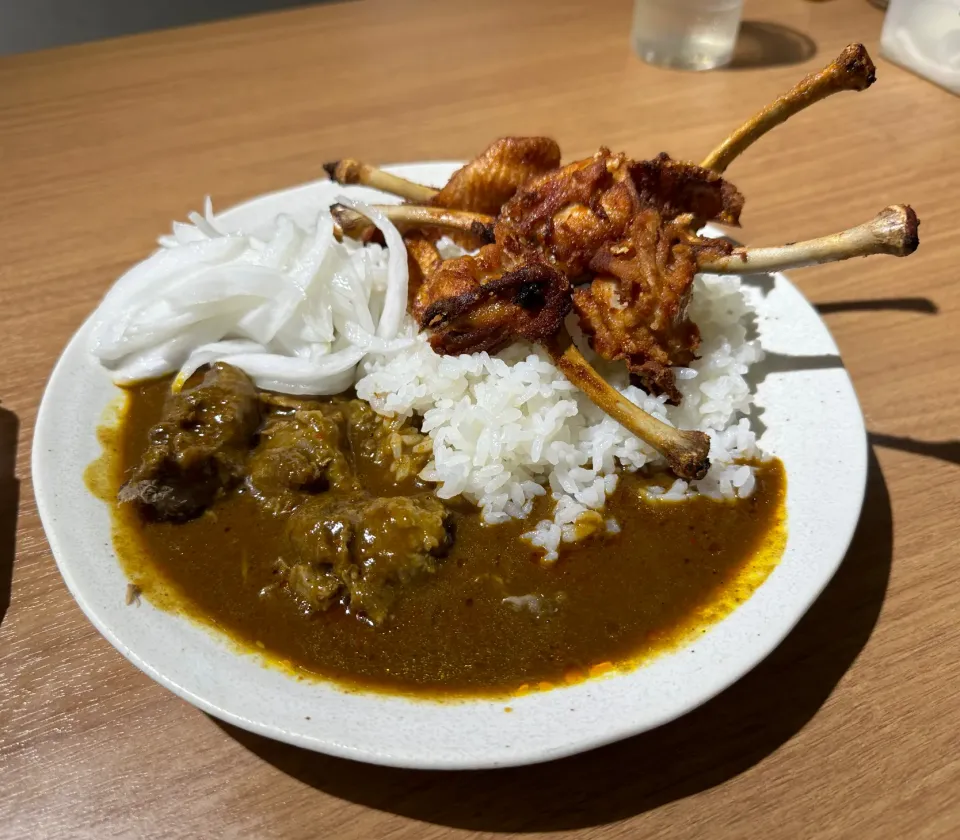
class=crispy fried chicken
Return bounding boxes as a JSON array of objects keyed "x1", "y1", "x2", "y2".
[
  {"x1": 410, "y1": 149, "x2": 740, "y2": 397},
  {"x1": 492, "y1": 149, "x2": 742, "y2": 277},
  {"x1": 326, "y1": 137, "x2": 561, "y2": 249},
  {"x1": 431, "y1": 137, "x2": 562, "y2": 216},
  {"x1": 409, "y1": 240, "x2": 570, "y2": 355},
  {"x1": 574, "y1": 210, "x2": 732, "y2": 401},
  {"x1": 327, "y1": 44, "x2": 920, "y2": 480}
]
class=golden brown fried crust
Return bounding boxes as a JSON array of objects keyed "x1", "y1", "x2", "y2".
[
  {"x1": 406, "y1": 234, "x2": 444, "y2": 277},
  {"x1": 405, "y1": 235, "x2": 444, "y2": 309},
  {"x1": 411, "y1": 147, "x2": 743, "y2": 404},
  {"x1": 629, "y1": 153, "x2": 744, "y2": 226},
  {"x1": 573, "y1": 211, "x2": 718, "y2": 403},
  {"x1": 411, "y1": 243, "x2": 503, "y2": 323},
  {"x1": 495, "y1": 149, "x2": 744, "y2": 276},
  {"x1": 495, "y1": 149, "x2": 637, "y2": 275},
  {"x1": 426, "y1": 137, "x2": 561, "y2": 250},
  {"x1": 432, "y1": 137, "x2": 562, "y2": 215}
]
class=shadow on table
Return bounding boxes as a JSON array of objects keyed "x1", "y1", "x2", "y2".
[
  {"x1": 870, "y1": 432, "x2": 960, "y2": 467},
  {"x1": 220, "y1": 448, "x2": 893, "y2": 831},
  {"x1": 0, "y1": 408, "x2": 20, "y2": 628},
  {"x1": 728, "y1": 21, "x2": 817, "y2": 70}
]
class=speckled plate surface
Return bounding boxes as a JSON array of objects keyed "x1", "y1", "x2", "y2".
[{"x1": 33, "y1": 164, "x2": 867, "y2": 769}]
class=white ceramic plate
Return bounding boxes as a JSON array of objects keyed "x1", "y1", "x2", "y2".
[{"x1": 33, "y1": 164, "x2": 867, "y2": 770}]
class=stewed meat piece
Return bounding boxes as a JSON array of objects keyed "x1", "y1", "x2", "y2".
[
  {"x1": 119, "y1": 363, "x2": 260, "y2": 521},
  {"x1": 282, "y1": 492, "x2": 452, "y2": 624},
  {"x1": 345, "y1": 495, "x2": 452, "y2": 623},
  {"x1": 247, "y1": 408, "x2": 358, "y2": 514}
]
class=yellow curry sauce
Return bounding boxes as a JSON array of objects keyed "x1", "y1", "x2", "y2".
[{"x1": 87, "y1": 378, "x2": 787, "y2": 699}]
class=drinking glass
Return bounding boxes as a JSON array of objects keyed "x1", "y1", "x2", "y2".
[{"x1": 631, "y1": 0, "x2": 744, "y2": 71}]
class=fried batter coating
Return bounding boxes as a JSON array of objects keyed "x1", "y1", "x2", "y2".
[{"x1": 414, "y1": 150, "x2": 739, "y2": 398}]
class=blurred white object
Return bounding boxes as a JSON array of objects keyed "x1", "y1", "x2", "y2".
[
  {"x1": 880, "y1": 0, "x2": 960, "y2": 95},
  {"x1": 631, "y1": 0, "x2": 744, "y2": 71}
]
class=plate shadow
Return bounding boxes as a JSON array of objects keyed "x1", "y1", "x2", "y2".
[
  {"x1": 219, "y1": 449, "x2": 892, "y2": 832},
  {"x1": 727, "y1": 21, "x2": 817, "y2": 70},
  {"x1": 0, "y1": 407, "x2": 20, "y2": 628},
  {"x1": 870, "y1": 432, "x2": 959, "y2": 467},
  {"x1": 743, "y1": 350, "x2": 844, "y2": 441}
]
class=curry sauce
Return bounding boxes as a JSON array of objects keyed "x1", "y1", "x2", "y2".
[{"x1": 90, "y1": 377, "x2": 787, "y2": 699}]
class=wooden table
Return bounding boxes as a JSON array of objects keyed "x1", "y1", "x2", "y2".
[{"x1": 1, "y1": 0, "x2": 958, "y2": 836}]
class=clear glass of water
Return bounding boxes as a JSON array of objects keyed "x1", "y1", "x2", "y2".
[{"x1": 631, "y1": 0, "x2": 745, "y2": 71}]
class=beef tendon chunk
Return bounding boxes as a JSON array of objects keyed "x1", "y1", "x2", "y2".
[
  {"x1": 119, "y1": 363, "x2": 260, "y2": 521},
  {"x1": 275, "y1": 556, "x2": 343, "y2": 613},
  {"x1": 247, "y1": 409, "x2": 358, "y2": 513},
  {"x1": 284, "y1": 494, "x2": 361, "y2": 570},
  {"x1": 281, "y1": 493, "x2": 453, "y2": 624},
  {"x1": 347, "y1": 496, "x2": 451, "y2": 623}
]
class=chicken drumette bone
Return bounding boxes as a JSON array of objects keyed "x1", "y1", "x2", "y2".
[
  {"x1": 549, "y1": 336, "x2": 711, "y2": 480},
  {"x1": 341, "y1": 200, "x2": 919, "y2": 276},
  {"x1": 698, "y1": 205, "x2": 919, "y2": 273},
  {"x1": 325, "y1": 137, "x2": 561, "y2": 215},
  {"x1": 700, "y1": 43, "x2": 877, "y2": 175},
  {"x1": 330, "y1": 203, "x2": 496, "y2": 243}
]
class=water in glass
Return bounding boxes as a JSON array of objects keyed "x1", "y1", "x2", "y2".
[{"x1": 631, "y1": 0, "x2": 744, "y2": 71}]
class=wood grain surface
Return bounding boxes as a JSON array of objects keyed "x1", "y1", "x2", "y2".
[{"x1": 1, "y1": 1, "x2": 958, "y2": 837}]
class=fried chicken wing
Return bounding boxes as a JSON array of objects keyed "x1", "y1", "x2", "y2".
[
  {"x1": 422, "y1": 262, "x2": 571, "y2": 355},
  {"x1": 326, "y1": 137, "x2": 561, "y2": 215},
  {"x1": 430, "y1": 151, "x2": 738, "y2": 398},
  {"x1": 432, "y1": 137, "x2": 562, "y2": 215},
  {"x1": 327, "y1": 138, "x2": 561, "y2": 249},
  {"x1": 406, "y1": 151, "x2": 740, "y2": 395},
  {"x1": 326, "y1": 44, "x2": 920, "y2": 480},
  {"x1": 412, "y1": 243, "x2": 569, "y2": 355},
  {"x1": 404, "y1": 234, "x2": 445, "y2": 307},
  {"x1": 412, "y1": 243, "x2": 502, "y2": 322},
  {"x1": 494, "y1": 149, "x2": 743, "y2": 276},
  {"x1": 631, "y1": 153, "x2": 744, "y2": 225},
  {"x1": 574, "y1": 211, "x2": 717, "y2": 402}
]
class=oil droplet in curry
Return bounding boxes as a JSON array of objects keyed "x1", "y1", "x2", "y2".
[{"x1": 89, "y1": 376, "x2": 787, "y2": 700}]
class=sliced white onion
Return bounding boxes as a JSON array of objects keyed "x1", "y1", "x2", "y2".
[
  {"x1": 90, "y1": 236, "x2": 249, "y2": 354},
  {"x1": 90, "y1": 187, "x2": 415, "y2": 396},
  {"x1": 340, "y1": 321, "x2": 415, "y2": 354},
  {"x1": 105, "y1": 315, "x2": 241, "y2": 384},
  {"x1": 175, "y1": 340, "x2": 269, "y2": 388},
  {"x1": 333, "y1": 195, "x2": 408, "y2": 340},
  {"x1": 218, "y1": 346, "x2": 366, "y2": 395},
  {"x1": 256, "y1": 215, "x2": 301, "y2": 269}
]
